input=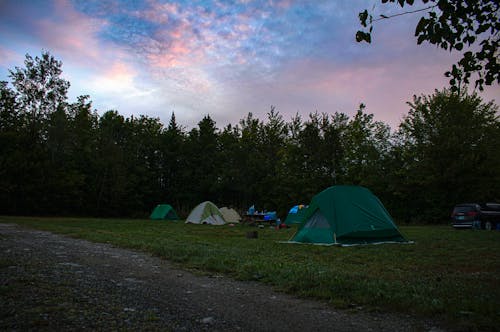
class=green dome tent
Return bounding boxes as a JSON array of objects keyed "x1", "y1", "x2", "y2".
[
  {"x1": 150, "y1": 204, "x2": 179, "y2": 220},
  {"x1": 290, "y1": 186, "x2": 407, "y2": 245},
  {"x1": 186, "y1": 201, "x2": 226, "y2": 225},
  {"x1": 284, "y1": 204, "x2": 309, "y2": 225}
]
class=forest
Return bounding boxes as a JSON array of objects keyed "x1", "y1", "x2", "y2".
[{"x1": 1, "y1": 52, "x2": 499, "y2": 222}]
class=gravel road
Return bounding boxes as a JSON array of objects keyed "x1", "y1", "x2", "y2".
[{"x1": 0, "y1": 223, "x2": 444, "y2": 331}]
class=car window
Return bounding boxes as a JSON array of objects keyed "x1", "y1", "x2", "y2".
[{"x1": 453, "y1": 205, "x2": 476, "y2": 213}]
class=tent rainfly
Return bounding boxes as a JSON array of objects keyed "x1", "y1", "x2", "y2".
[
  {"x1": 284, "y1": 204, "x2": 309, "y2": 225},
  {"x1": 220, "y1": 207, "x2": 241, "y2": 223},
  {"x1": 186, "y1": 201, "x2": 226, "y2": 225},
  {"x1": 290, "y1": 185, "x2": 408, "y2": 245},
  {"x1": 150, "y1": 204, "x2": 179, "y2": 220}
]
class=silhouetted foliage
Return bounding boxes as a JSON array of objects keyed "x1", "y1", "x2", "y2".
[
  {"x1": 1, "y1": 52, "x2": 498, "y2": 222},
  {"x1": 357, "y1": 0, "x2": 499, "y2": 92}
]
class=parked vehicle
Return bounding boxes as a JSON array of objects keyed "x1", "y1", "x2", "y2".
[{"x1": 451, "y1": 203, "x2": 500, "y2": 230}]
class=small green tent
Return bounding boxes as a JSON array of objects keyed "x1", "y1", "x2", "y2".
[
  {"x1": 290, "y1": 186, "x2": 407, "y2": 245},
  {"x1": 186, "y1": 201, "x2": 226, "y2": 225},
  {"x1": 284, "y1": 204, "x2": 309, "y2": 225},
  {"x1": 150, "y1": 204, "x2": 179, "y2": 220}
]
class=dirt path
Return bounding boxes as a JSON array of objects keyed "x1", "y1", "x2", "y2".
[{"x1": 0, "y1": 224, "x2": 443, "y2": 331}]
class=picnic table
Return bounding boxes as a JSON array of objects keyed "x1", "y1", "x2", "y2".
[{"x1": 243, "y1": 213, "x2": 277, "y2": 225}]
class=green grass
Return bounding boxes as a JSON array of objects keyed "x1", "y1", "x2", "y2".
[{"x1": 1, "y1": 216, "x2": 499, "y2": 330}]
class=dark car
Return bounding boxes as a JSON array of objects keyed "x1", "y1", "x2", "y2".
[
  {"x1": 451, "y1": 203, "x2": 481, "y2": 229},
  {"x1": 451, "y1": 203, "x2": 500, "y2": 230}
]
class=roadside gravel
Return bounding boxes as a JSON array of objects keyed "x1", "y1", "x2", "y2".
[{"x1": 0, "y1": 223, "x2": 444, "y2": 331}]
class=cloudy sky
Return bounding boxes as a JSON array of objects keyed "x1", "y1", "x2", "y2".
[{"x1": 1, "y1": 0, "x2": 498, "y2": 129}]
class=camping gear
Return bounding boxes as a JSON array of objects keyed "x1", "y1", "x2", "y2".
[
  {"x1": 264, "y1": 211, "x2": 277, "y2": 221},
  {"x1": 149, "y1": 204, "x2": 179, "y2": 220},
  {"x1": 284, "y1": 204, "x2": 309, "y2": 225},
  {"x1": 243, "y1": 210, "x2": 278, "y2": 224},
  {"x1": 220, "y1": 207, "x2": 242, "y2": 223},
  {"x1": 290, "y1": 185, "x2": 407, "y2": 245},
  {"x1": 186, "y1": 201, "x2": 226, "y2": 225}
]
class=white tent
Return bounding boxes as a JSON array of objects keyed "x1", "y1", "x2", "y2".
[
  {"x1": 186, "y1": 201, "x2": 226, "y2": 225},
  {"x1": 220, "y1": 207, "x2": 241, "y2": 223}
]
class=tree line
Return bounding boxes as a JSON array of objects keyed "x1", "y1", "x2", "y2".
[{"x1": 1, "y1": 52, "x2": 499, "y2": 222}]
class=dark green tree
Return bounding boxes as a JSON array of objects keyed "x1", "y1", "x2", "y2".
[
  {"x1": 259, "y1": 106, "x2": 288, "y2": 212},
  {"x1": 279, "y1": 111, "x2": 348, "y2": 212},
  {"x1": 0, "y1": 81, "x2": 19, "y2": 132},
  {"x1": 44, "y1": 103, "x2": 86, "y2": 214},
  {"x1": 124, "y1": 115, "x2": 164, "y2": 215},
  {"x1": 8, "y1": 52, "x2": 70, "y2": 140},
  {"x1": 2, "y1": 52, "x2": 71, "y2": 214},
  {"x1": 323, "y1": 112, "x2": 349, "y2": 185},
  {"x1": 185, "y1": 115, "x2": 220, "y2": 205},
  {"x1": 342, "y1": 104, "x2": 392, "y2": 192},
  {"x1": 67, "y1": 95, "x2": 99, "y2": 214},
  {"x1": 238, "y1": 112, "x2": 265, "y2": 209},
  {"x1": 395, "y1": 89, "x2": 500, "y2": 222},
  {"x1": 161, "y1": 112, "x2": 188, "y2": 213},
  {"x1": 217, "y1": 124, "x2": 244, "y2": 207},
  {"x1": 94, "y1": 110, "x2": 129, "y2": 216},
  {"x1": 279, "y1": 113, "x2": 305, "y2": 207},
  {"x1": 296, "y1": 112, "x2": 330, "y2": 198},
  {"x1": 0, "y1": 81, "x2": 22, "y2": 213}
]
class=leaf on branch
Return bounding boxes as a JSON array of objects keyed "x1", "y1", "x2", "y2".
[
  {"x1": 356, "y1": 31, "x2": 363, "y2": 42},
  {"x1": 415, "y1": 18, "x2": 428, "y2": 35},
  {"x1": 356, "y1": 31, "x2": 372, "y2": 43},
  {"x1": 476, "y1": 24, "x2": 489, "y2": 34},
  {"x1": 417, "y1": 34, "x2": 427, "y2": 45},
  {"x1": 475, "y1": 78, "x2": 485, "y2": 91},
  {"x1": 359, "y1": 10, "x2": 369, "y2": 27},
  {"x1": 464, "y1": 35, "x2": 476, "y2": 45}
]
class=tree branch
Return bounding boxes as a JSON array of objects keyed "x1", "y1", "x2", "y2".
[{"x1": 373, "y1": 4, "x2": 437, "y2": 22}]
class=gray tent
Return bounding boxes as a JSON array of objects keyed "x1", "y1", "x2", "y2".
[
  {"x1": 220, "y1": 207, "x2": 241, "y2": 223},
  {"x1": 186, "y1": 201, "x2": 226, "y2": 225}
]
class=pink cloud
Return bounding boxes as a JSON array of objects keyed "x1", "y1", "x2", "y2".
[
  {"x1": 134, "y1": 3, "x2": 217, "y2": 70},
  {"x1": 146, "y1": 27, "x2": 205, "y2": 69},
  {"x1": 105, "y1": 61, "x2": 136, "y2": 80},
  {"x1": 148, "y1": 52, "x2": 183, "y2": 68},
  {"x1": 134, "y1": 0, "x2": 180, "y2": 24},
  {"x1": 273, "y1": 0, "x2": 293, "y2": 9},
  {"x1": 133, "y1": 1, "x2": 262, "y2": 71},
  {"x1": 26, "y1": 0, "x2": 150, "y2": 90},
  {"x1": 34, "y1": 0, "x2": 106, "y2": 62},
  {"x1": 233, "y1": 49, "x2": 485, "y2": 129}
]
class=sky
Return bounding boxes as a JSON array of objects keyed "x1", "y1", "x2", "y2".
[{"x1": 1, "y1": 0, "x2": 499, "y2": 130}]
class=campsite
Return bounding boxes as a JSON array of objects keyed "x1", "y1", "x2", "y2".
[
  {"x1": 1, "y1": 215, "x2": 499, "y2": 331},
  {"x1": 1, "y1": 1, "x2": 499, "y2": 331}
]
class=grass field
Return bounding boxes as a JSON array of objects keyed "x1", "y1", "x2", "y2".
[{"x1": 1, "y1": 216, "x2": 499, "y2": 330}]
